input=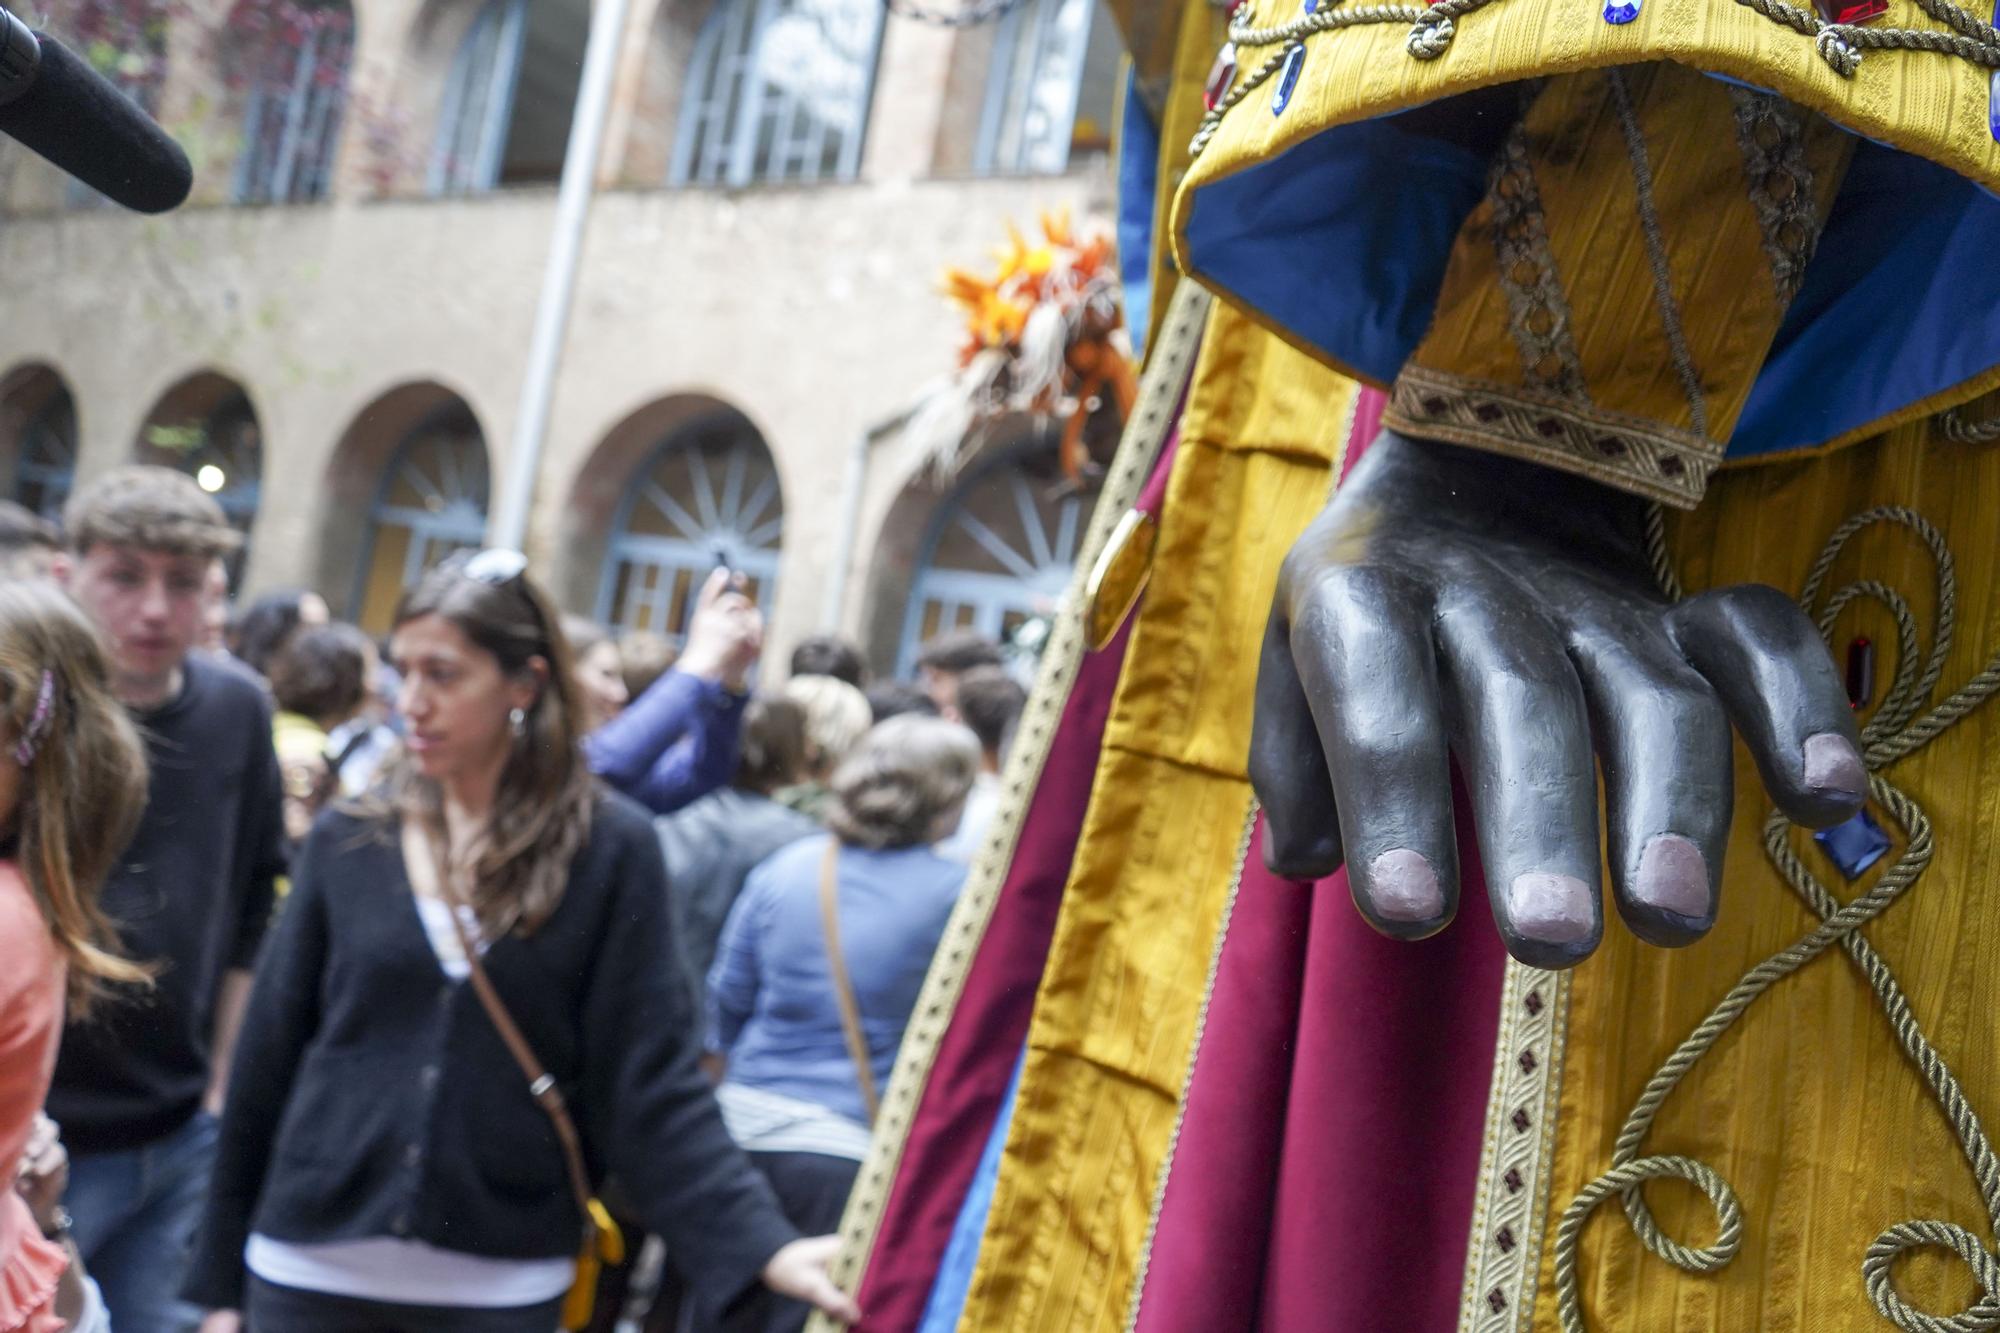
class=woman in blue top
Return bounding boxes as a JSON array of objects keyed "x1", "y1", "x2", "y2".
[{"x1": 705, "y1": 714, "x2": 980, "y2": 1333}]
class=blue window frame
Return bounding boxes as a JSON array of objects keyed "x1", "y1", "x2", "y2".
[
  {"x1": 669, "y1": 0, "x2": 884, "y2": 187},
  {"x1": 598, "y1": 413, "x2": 784, "y2": 637},
  {"x1": 230, "y1": 0, "x2": 356, "y2": 204},
  {"x1": 355, "y1": 406, "x2": 490, "y2": 631},
  {"x1": 429, "y1": 0, "x2": 528, "y2": 193},
  {"x1": 974, "y1": 0, "x2": 1119, "y2": 176},
  {"x1": 898, "y1": 446, "x2": 1089, "y2": 674}
]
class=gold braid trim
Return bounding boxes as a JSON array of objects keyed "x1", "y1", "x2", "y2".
[
  {"x1": 1188, "y1": 0, "x2": 2000, "y2": 161},
  {"x1": 1553, "y1": 506, "x2": 2000, "y2": 1333},
  {"x1": 1385, "y1": 365, "x2": 1717, "y2": 509}
]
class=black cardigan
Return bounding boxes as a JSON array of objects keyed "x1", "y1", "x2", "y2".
[{"x1": 183, "y1": 792, "x2": 798, "y2": 1311}]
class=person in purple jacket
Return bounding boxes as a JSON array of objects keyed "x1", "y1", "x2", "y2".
[{"x1": 585, "y1": 569, "x2": 763, "y2": 815}]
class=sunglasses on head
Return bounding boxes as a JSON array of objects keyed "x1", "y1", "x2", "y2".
[{"x1": 454, "y1": 548, "x2": 529, "y2": 587}]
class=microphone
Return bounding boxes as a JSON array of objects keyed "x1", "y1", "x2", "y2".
[{"x1": 0, "y1": 5, "x2": 192, "y2": 213}]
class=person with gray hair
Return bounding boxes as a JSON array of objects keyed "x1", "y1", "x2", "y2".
[{"x1": 703, "y1": 715, "x2": 979, "y2": 1333}]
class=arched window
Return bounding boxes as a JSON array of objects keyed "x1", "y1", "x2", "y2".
[
  {"x1": 598, "y1": 412, "x2": 783, "y2": 635},
  {"x1": 669, "y1": 0, "x2": 884, "y2": 187},
  {"x1": 145, "y1": 391, "x2": 263, "y2": 530},
  {"x1": 429, "y1": 0, "x2": 584, "y2": 193},
  {"x1": 898, "y1": 445, "x2": 1089, "y2": 673},
  {"x1": 12, "y1": 388, "x2": 76, "y2": 522},
  {"x1": 227, "y1": 0, "x2": 356, "y2": 204},
  {"x1": 137, "y1": 376, "x2": 265, "y2": 580},
  {"x1": 975, "y1": 0, "x2": 1118, "y2": 175},
  {"x1": 356, "y1": 404, "x2": 490, "y2": 632}
]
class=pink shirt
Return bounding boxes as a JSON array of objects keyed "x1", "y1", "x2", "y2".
[{"x1": 0, "y1": 861, "x2": 67, "y2": 1333}]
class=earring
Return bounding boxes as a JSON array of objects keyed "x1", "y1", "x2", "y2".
[{"x1": 508, "y1": 707, "x2": 526, "y2": 738}]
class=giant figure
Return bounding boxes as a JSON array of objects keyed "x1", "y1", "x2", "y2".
[{"x1": 823, "y1": 0, "x2": 2000, "y2": 1328}]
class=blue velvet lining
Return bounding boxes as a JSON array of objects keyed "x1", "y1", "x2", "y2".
[
  {"x1": 1181, "y1": 92, "x2": 2000, "y2": 454},
  {"x1": 1733, "y1": 140, "x2": 2000, "y2": 457},
  {"x1": 1117, "y1": 69, "x2": 1161, "y2": 359},
  {"x1": 1179, "y1": 107, "x2": 1498, "y2": 384}
]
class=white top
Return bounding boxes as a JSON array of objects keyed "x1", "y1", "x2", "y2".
[
  {"x1": 245, "y1": 895, "x2": 573, "y2": 1308},
  {"x1": 936, "y1": 772, "x2": 1001, "y2": 864},
  {"x1": 244, "y1": 1236, "x2": 574, "y2": 1308},
  {"x1": 716, "y1": 1081, "x2": 873, "y2": 1163}
]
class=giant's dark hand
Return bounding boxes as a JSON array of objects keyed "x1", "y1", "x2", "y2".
[{"x1": 1252, "y1": 431, "x2": 1867, "y2": 968}]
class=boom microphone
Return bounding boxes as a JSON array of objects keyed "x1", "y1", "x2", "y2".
[{"x1": 0, "y1": 6, "x2": 192, "y2": 213}]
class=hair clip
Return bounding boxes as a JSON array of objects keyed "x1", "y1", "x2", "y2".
[{"x1": 13, "y1": 670, "x2": 54, "y2": 767}]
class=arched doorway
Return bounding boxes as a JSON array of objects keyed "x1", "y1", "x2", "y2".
[
  {"x1": 136, "y1": 372, "x2": 265, "y2": 577},
  {"x1": 0, "y1": 365, "x2": 77, "y2": 521},
  {"x1": 354, "y1": 400, "x2": 490, "y2": 633},
  {"x1": 897, "y1": 440, "x2": 1091, "y2": 673},
  {"x1": 598, "y1": 407, "x2": 783, "y2": 636}
]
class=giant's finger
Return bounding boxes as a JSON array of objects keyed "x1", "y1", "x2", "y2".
[
  {"x1": 1250, "y1": 601, "x2": 1343, "y2": 879},
  {"x1": 1567, "y1": 608, "x2": 1733, "y2": 946},
  {"x1": 1668, "y1": 583, "x2": 1865, "y2": 830},
  {"x1": 1288, "y1": 565, "x2": 1458, "y2": 937},
  {"x1": 1436, "y1": 583, "x2": 1604, "y2": 968}
]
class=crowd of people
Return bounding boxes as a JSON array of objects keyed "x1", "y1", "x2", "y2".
[{"x1": 0, "y1": 468, "x2": 1027, "y2": 1333}]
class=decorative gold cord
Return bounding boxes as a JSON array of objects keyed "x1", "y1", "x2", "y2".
[
  {"x1": 1643, "y1": 503, "x2": 1685, "y2": 603},
  {"x1": 1555, "y1": 506, "x2": 2000, "y2": 1333},
  {"x1": 1188, "y1": 0, "x2": 2000, "y2": 159},
  {"x1": 1941, "y1": 406, "x2": 2000, "y2": 445}
]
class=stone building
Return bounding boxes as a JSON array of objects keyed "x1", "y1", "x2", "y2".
[{"x1": 0, "y1": 0, "x2": 1121, "y2": 673}]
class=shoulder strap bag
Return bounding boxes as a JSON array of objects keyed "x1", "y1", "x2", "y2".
[
  {"x1": 817, "y1": 840, "x2": 881, "y2": 1126},
  {"x1": 430, "y1": 835, "x2": 626, "y2": 1331}
]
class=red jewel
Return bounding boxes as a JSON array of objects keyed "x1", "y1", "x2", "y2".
[
  {"x1": 1814, "y1": 0, "x2": 1886, "y2": 21},
  {"x1": 1204, "y1": 42, "x2": 1238, "y2": 111}
]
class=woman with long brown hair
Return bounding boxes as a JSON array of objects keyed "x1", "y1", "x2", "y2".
[
  {"x1": 0, "y1": 580, "x2": 150, "y2": 1333},
  {"x1": 185, "y1": 551, "x2": 858, "y2": 1333}
]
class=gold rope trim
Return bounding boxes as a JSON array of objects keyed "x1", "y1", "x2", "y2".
[
  {"x1": 1385, "y1": 365, "x2": 1718, "y2": 509},
  {"x1": 1941, "y1": 405, "x2": 2000, "y2": 444},
  {"x1": 803, "y1": 280, "x2": 1214, "y2": 1332},
  {"x1": 1552, "y1": 506, "x2": 2000, "y2": 1333}
]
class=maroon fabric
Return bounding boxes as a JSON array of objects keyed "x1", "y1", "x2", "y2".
[
  {"x1": 1130, "y1": 839, "x2": 1313, "y2": 1332},
  {"x1": 850, "y1": 434, "x2": 1181, "y2": 1331},
  {"x1": 1349, "y1": 387, "x2": 1386, "y2": 480},
  {"x1": 1136, "y1": 799, "x2": 1506, "y2": 1332},
  {"x1": 1254, "y1": 793, "x2": 1506, "y2": 1332}
]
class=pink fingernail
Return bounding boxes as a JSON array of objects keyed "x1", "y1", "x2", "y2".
[
  {"x1": 1634, "y1": 834, "x2": 1709, "y2": 918},
  {"x1": 1507, "y1": 873, "x2": 1595, "y2": 943},
  {"x1": 1367, "y1": 848, "x2": 1444, "y2": 922},
  {"x1": 1803, "y1": 732, "x2": 1865, "y2": 799}
]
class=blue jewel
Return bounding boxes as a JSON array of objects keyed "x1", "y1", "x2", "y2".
[
  {"x1": 1990, "y1": 68, "x2": 1999, "y2": 143},
  {"x1": 1271, "y1": 43, "x2": 1305, "y2": 115},
  {"x1": 1814, "y1": 808, "x2": 1892, "y2": 882},
  {"x1": 1603, "y1": 0, "x2": 1640, "y2": 21},
  {"x1": 1304, "y1": 0, "x2": 1318, "y2": 11}
]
